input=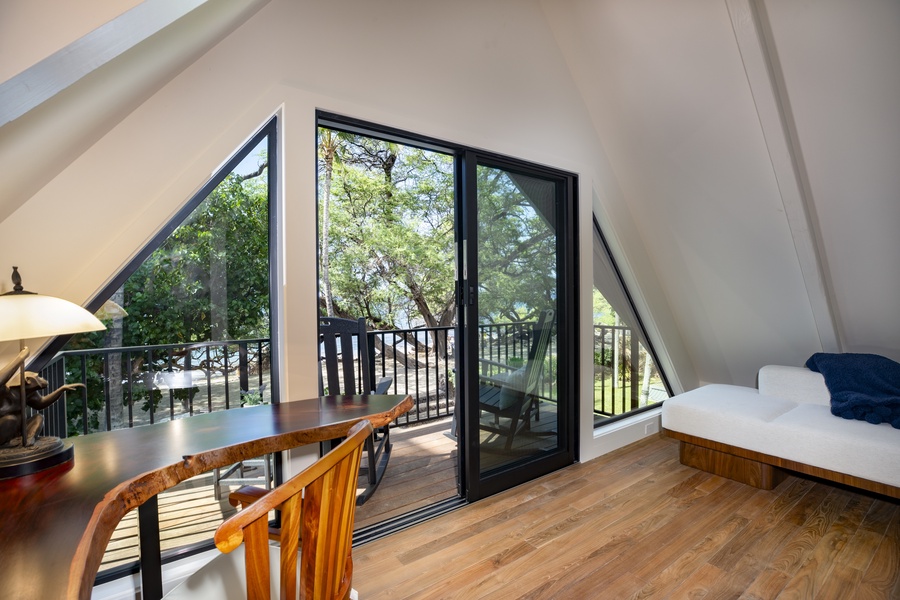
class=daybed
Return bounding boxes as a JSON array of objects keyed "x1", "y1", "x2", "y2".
[{"x1": 661, "y1": 364, "x2": 900, "y2": 499}]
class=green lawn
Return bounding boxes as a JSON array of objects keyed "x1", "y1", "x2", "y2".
[{"x1": 593, "y1": 379, "x2": 664, "y2": 416}]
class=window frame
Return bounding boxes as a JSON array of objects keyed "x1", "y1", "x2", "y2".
[{"x1": 31, "y1": 118, "x2": 281, "y2": 409}]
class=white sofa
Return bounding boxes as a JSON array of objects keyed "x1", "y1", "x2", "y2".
[{"x1": 661, "y1": 365, "x2": 900, "y2": 499}]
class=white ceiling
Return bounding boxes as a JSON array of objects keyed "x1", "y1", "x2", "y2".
[
  {"x1": 544, "y1": 0, "x2": 900, "y2": 385},
  {"x1": 1, "y1": 0, "x2": 897, "y2": 389}
]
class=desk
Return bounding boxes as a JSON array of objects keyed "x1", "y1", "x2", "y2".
[{"x1": 0, "y1": 394, "x2": 413, "y2": 600}]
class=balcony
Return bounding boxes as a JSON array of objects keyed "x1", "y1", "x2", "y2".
[{"x1": 33, "y1": 319, "x2": 659, "y2": 582}]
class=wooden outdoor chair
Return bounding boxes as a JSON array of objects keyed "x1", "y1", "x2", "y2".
[
  {"x1": 163, "y1": 419, "x2": 372, "y2": 600},
  {"x1": 319, "y1": 316, "x2": 393, "y2": 505},
  {"x1": 479, "y1": 309, "x2": 555, "y2": 452}
]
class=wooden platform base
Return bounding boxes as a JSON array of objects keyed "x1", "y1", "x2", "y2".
[
  {"x1": 664, "y1": 429, "x2": 900, "y2": 500},
  {"x1": 677, "y1": 438, "x2": 788, "y2": 490}
]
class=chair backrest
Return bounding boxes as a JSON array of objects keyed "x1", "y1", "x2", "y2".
[
  {"x1": 522, "y1": 308, "x2": 555, "y2": 396},
  {"x1": 214, "y1": 419, "x2": 372, "y2": 600},
  {"x1": 319, "y1": 316, "x2": 373, "y2": 396}
]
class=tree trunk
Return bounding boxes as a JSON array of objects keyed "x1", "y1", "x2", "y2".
[
  {"x1": 320, "y1": 132, "x2": 337, "y2": 317},
  {"x1": 210, "y1": 217, "x2": 228, "y2": 340},
  {"x1": 105, "y1": 287, "x2": 126, "y2": 429},
  {"x1": 640, "y1": 351, "x2": 653, "y2": 407}
]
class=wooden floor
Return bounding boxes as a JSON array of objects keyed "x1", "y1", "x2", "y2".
[
  {"x1": 101, "y1": 405, "x2": 555, "y2": 568},
  {"x1": 352, "y1": 435, "x2": 900, "y2": 600}
]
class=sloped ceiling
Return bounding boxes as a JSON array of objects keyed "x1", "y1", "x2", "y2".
[
  {"x1": 1, "y1": 0, "x2": 897, "y2": 391},
  {"x1": 0, "y1": 0, "x2": 269, "y2": 224},
  {"x1": 544, "y1": 0, "x2": 900, "y2": 385}
]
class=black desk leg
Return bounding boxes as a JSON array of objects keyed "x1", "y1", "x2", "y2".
[{"x1": 138, "y1": 495, "x2": 163, "y2": 600}]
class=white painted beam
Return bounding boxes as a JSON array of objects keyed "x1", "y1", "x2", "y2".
[
  {"x1": 0, "y1": 0, "x2": 209, "y2": 127},
  {"x1": 726, "y1": 0, "x2": 842, "y2": 353}
]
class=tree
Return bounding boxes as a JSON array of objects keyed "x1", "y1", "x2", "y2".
[
  {"x1": 475, "y1": 165, "x2": 557, "y2": 324},
  {"x1": 62, "y1": 159, "x2": 271, "y2": 433},
  {"x1": 319, "y1": 130, "x2": 456, "y2": 357}
]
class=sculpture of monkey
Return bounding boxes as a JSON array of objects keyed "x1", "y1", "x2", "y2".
[{"x1": 0, "y1": 348, "x2": 83, "y2": 447}]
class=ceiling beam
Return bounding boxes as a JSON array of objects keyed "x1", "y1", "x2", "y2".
[
  {"x1": 0, "y1": 0, "x2": 209, "y2": 127},
  {"x1": 726, "y1": 0, "x2": 842, "y2": 353}
]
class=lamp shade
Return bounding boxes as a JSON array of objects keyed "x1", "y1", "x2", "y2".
[{"x1": 0, "y1": 293, "x2": 105, "y2": 342}]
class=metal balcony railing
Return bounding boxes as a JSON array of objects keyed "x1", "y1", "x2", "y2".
[{"x1": 33, "y1": 321, "x2": 654, "y2": 438}]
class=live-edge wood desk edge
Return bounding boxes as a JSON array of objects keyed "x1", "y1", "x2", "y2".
[{"x1": 0, "y1": 394, "x2": 413, "y2": 600}]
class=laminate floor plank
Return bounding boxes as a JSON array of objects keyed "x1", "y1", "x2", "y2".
[
  {"x1": 857, "y1": 507, "x2": 900, "y2": 600},
  {"x1": 353, "y1": 435, "x2": 900, "y2": 600}
]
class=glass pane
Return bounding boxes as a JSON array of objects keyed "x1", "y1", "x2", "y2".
[
  {"x1": 316, "y1": 127, "x2": 456, "y2": 424},
  {"x1": 592, "y1": 287, "x2": 668, "y2": 426},
  {"x1": 476, "y1": 165, "x2": 560, "y2": 474},
  {"x1": 34, "y1": 128, "x2": 275, "y2": 576},
  {"x1": 56, "y1": 136, "x2": 272, "y2": 437}
]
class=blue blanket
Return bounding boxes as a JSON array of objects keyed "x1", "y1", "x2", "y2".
[{"x1": 806, "y1": 353, "x2": 900, "y2": 429}]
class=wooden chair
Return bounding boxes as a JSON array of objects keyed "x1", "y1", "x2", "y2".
[
  {"x1": 479, "y1": 309, "x2": 555, "y2": 451},
  {"x1": 163, "y1": 419, "x2": 372, "y2": 600},
  {"x1": 319, "y1": 316, "x2": 393, "y2": 505}
]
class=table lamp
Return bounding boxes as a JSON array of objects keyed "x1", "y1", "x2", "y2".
[{"x1": 0, "y1": 266, "x2": 106, "y2": 478}]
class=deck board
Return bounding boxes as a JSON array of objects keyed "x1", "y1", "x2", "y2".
[
  {"x1": 100, "y1": 404, "x2": 567, "y2": 572},
  {"x1": 98, "y1": 416, "x2": 459, "y2": 571}
]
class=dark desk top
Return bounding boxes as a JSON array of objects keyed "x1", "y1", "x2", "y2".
[{"x1": 0, "y1": 394, "x2": 413, "y2": 600}]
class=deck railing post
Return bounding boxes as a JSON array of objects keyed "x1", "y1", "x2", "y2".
[{"x1": 238, "y1": 341, "x2": 249, "y2": 400}]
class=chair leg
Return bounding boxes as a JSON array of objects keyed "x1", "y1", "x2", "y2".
[
  {"x1": 504, "y1": 411, "x2": 521, "y2": 451},
  {"x1": 356, "y1": 425, "x2": 393, "y2": 506},
  {"x1": 365, "y1": 434, "x2": 377, "y2": 486}
]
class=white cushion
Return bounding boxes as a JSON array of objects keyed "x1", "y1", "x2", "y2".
[
  {"x1": 757, "y1": 365, "x2": 829, "y2": 406},
  {"x1": 164, "y1": 544, "x2": 287, "y2": 599},
  {"x1": 662, "y1": 382, "x2": 900, "y2": 488},
  {"x1": 770, "y1": 404, "x2": 900, "y2": 487},
  {"x1": 661, "y1": 384, "x2": 797, "y2": 446}
]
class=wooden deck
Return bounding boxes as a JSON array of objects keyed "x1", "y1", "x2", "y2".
[
  {"x1": 355, "y1": 416, "x2": 459, "y2": 529},
  {"x1": 99, "y1": 416, "x2": 460, "y2": 571},
  {"x1": 99, "y1": 406, "x2": 562, "y2": 571}
]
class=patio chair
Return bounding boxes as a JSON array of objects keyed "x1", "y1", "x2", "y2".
[
  {"x1": 479, "y1": 309, "x2": 555, "y2": 452},
  {"x1": 163, "y1": 420, "x2": 371, "y2": 600},
  {"x1": 319, "y1": 316, "x2": 393, "y2": 505}
]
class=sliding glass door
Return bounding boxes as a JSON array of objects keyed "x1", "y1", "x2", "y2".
[{"x1": 460, "y1": 152, "x2": 576, "y2": 500}]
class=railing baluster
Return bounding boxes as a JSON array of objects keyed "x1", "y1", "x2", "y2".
[
  {"x1": 186, "y1": 350, "x2": 193, "y2": 417},
  {"x1": 167, "y1": 350, "x2": 175, "y2": 422},
  {"x1": 148, "y1": 349, "x2": 155, "y2": 425},
  {"x1": 80, "y1": 355, "x2": 88, "y2": 436},
  {"x1": 424, "y1": 332, "x2": 430, "y2": 420},
  {"x1": 206, "y1": 346, "x2": 213, "y2": 413},
  {"x1": 103, "y1": 354, "x2": 111, "y2": 431},
  {"x1": 127, "y1": 351, "x2": 134, "y2": 428},
  {"x1": 224, "y1": 344, "x2": 231, "y2": 410}
]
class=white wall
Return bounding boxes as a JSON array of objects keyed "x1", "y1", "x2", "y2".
[
  {"x1": 764, "y1": 0, "x2": 900, "y2": 361},
  {"x1": 0, "y1": 0, "x2": 674, "y2": 462},
  {"x1": 544, "y1": 0, "x2": 900, "y2": 387}
]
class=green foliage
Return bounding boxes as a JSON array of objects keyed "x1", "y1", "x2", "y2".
[
  {"x1": 61, "y1": 156, "x2": 271, "y2": 434},
  {"x1": 317, "y1": 128, "x2": 563, "y2": 332},
  {"x1": 593, "y1": 288, "x2": 617, "y2": 326},
  {"x1": 240, "y1": 390, "x2": 266, "y2": 406},
  {"x1": 319, "y1": 129, "x2": 456, "y2": 329},
  {"x1": 476, "y1": 166, "x2": 557, "y2": 324},
  {"x1": 594, "y1": 348, "x2": 613, "y2": 367},
  {"x1": 123, "y1": 172, "x2": 270, "y2": 345}
]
